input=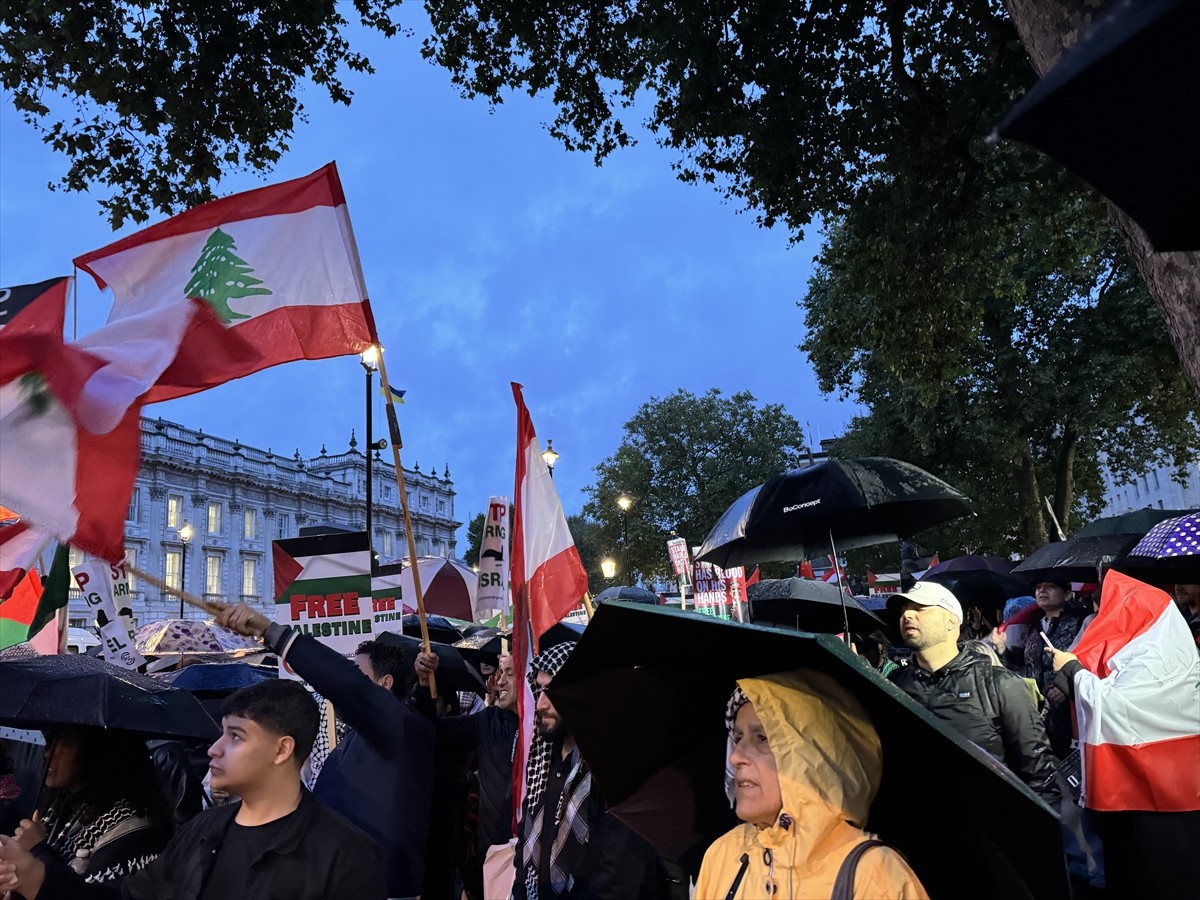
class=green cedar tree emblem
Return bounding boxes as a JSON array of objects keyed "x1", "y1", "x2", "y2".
[{"x1": 183, "y1": 228, "x2": 272, "y2": 323}]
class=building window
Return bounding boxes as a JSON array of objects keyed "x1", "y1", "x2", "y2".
[
  {"x1": 127, "y1": 489, "x2": 140, "y2": 522},
  {"x1": 165, "y1": 550, "x2": 183, "y2": 590},
  {"x1": 381, "y1": 532, "x2": 393, "y2": 557},
  {"x1": 242, "y1": 558, "x2": 257, "y2": 597},
  {"x1": 68, "y1": 545, "x2": 86, "y2": 572},
  {"x1": 125, "y1": 547, "x2": 138, "y2": 591},
  {"x1": 277, "y1": 513, "x2": 290, "y2": 539},
  {"x1": 167, "y1": 494, "x2": 184, "y2": 528},
  {"x1": 243, "y1": 508, "x2": 256, "y2": 540},
  {"x1": 207, "y1": 501, "x2": 222, "y2": 535},
  {"x1": 436, "y1": 499, "x2": 446, "y2": 514},
  {"x1": 205, "y1": 554, "x2": 222, "y2": 595},
  {"x1": 1153, "y1": 470, "x2": 1161, "y2": 490},
  {"x1": 383, "y1": 485, "x2": 393, "y2": 500}
]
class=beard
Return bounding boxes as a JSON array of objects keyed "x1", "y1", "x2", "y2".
[{"x1": 535, "y1": 713, "x2": 567, "y2": 743}]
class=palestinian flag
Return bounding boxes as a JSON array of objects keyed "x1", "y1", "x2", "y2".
[
  {"x1": 74, "y1": 163, "x2": 376, "y2": 402},
  {"x1": 0, "y1": 544, "x2": 69, "y2": 653}
]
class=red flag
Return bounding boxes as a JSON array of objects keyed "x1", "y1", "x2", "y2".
[
  {"x1": 797, "y1": 561, "x2": 815, "y2": 579},
  {"x1": 0, "y1": 277, "x2": 68, "y2": 338},
  {"x1": 509, "y1": 383, "x2": 589, "y2": 825},
  {"x1": 0, "y1": 521, "x2": 53, "y2": 601},
  {"x1": 74, "y1": 163, "x2": 376, "y2": 402},
  {"x1": 867, "y1": 569, "x2": 877, "y2": 587},
  {"x1": 745, "y1": 566, "x2": 761, "y2": 586},
  {"x1": 928, "y1": 552, "x2": 941, "y2": 568},
  {"x1": 1070, "y1": 572, "x2": 1200, "y2": 811}
]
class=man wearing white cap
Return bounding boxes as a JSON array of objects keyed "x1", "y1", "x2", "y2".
[{"x1": 887, "y1": 582, "x2": 1061, "y2": 805}]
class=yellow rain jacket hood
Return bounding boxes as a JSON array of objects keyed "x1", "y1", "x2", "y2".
[{"x1": 694, "y1": 670, "x2": 928, "y2": 899}]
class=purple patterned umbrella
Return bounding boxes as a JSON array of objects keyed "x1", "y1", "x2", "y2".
[
  {"x1": 135, "y1": 618, "x2": 262, "y2": 656},
  {"x1": 1118, "y1": 513, "x2": 1200, "y2": 580}
]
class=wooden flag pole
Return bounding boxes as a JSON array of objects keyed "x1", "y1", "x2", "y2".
[
  {"x1": 581, "y1": 592, "x2": 595, "y2": 620},
  {"x1": 127, "y1": 564, "x2": 225, "y2": 616},
  {"x1": 373, "y1": 349, "x2": 438, "y2": 698}
]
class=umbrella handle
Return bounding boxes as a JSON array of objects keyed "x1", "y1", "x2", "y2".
[{"x1": 128, "y1": 564, "x2": 226, "y2": 616}]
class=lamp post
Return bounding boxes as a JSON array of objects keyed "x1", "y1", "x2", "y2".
[
  {"x1": 542, "y1": 440, "x2": 559, "y2": 478},
  {"x1": 600, "y1": 556, "x2": 617, "y2": 582},
  {"x1": 178, "y1": 523, "x2": 193, "y2": 619},
  {"x1": 361, "y1": 347, "x2": 379, "y2": 552}
]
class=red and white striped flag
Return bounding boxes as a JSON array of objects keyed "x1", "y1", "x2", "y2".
[
  {"x1": 1070, "y1": 570, "x2": 1200, "y2": 812},
  {"x1": 509, "y1": 382, "x2": 589, "y2": 823},
  {"x1": 74, "y1": 163, "x2": 376, "y2": 402}
]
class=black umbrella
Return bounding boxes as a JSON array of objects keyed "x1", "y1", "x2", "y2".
[
  {"x1": 548, "y1": 603, "x2": 1067, "y2": 899},
  {"x1": 747, "y1": 578, "x2": 887, "y2": 636},
  {"x1": 376, "y1": 631, "x2": 488, "y2": 696},
  {"x1": 696, "y1": 457, "x2": 974, "y2": 569},
  {"x1": 453, "y1": 628, "x2": 504, "y2": 671},
  {"x1": 500, "y1": 619, "x2": 585, "y2": 652},
  {"x1": 1011, "y1": 533, "x2": 1141, "y2": 585},
  {"x1": 1073, "y1": 508, "x2": 1197, "y2": 538},
  {"x1": 0, "y1": 654, "x2": 219, "y2": 741},
  {"x1": 594, "y1": 585, "x2": 661, "y2": 604},
  {"x1": 921, "y1": 556, "x2": 1031, "y2": 613},
  {"x1": 401, "y1": 613, "x2": 465, "y2": 646},
  {"x1": 995, "y1": 0, "x2": 1200, "y2": 251}
]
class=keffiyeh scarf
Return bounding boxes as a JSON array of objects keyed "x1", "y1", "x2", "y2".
[
  {"x1": 724, "y1": 685, "x2": 750, "y2": 805},
  {"x1": 519, "y1": 641, "x2": 592, "y2": 899}
]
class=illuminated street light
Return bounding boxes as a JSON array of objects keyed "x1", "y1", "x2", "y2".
[
  {"x1": 542, "y1": 440, "x2": 559, "y2": 477},
  {"x1": 600, "y1": 557, "x2": 617, "y2": 580}
]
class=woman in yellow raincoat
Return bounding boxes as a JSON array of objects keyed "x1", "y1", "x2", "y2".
[{"x1": 695, "y1": 670, "x2": 928, "y2": 899}]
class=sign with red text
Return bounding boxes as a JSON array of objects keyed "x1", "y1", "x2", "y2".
[
  {"x1": 692, "y1": 562, "x2": 730, "y2": 619},
  {"x1": 273, "y1": 531, "x2": 373, "y2": 677},
  {"x1": 666, "y1": 538, "x2": 691, "y2": 578},
  {"x1": 724, "y1": 566, "x2": 748, "y2": 623}
]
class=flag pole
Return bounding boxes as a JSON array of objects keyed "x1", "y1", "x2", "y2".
[
  {"x1": 581, "y1": 592, "x2": 595, "y2": 620},
  {"x1": 373, "y1": 349, "x2": 438, "y2": 698},
  {"x1": 127, "y1": 564, "x2": 225, "y2": 616}
]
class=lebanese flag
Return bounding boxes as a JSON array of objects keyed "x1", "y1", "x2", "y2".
[
  {"x1": 74, "y1": 163, "x2": 376, "y2": 402},
  {"x1": 509, "y1": 383, "x2": 588, "y2": 649},
  {"x1": 509, "y1": 382, "x2": 588, "y2": 824},
  {"x1": 0, "y1": 520, "x2": 55, "y2": 601},
  {"x1": 1070, "y1": 570, "x2": 1200, "y2": 812}
]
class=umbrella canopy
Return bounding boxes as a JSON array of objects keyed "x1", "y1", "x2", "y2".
[
  {"x1": 376, "y1": 631, "x2": 488, "y2": 696},
  {"x1": 1115, "y1": 512, "x2": 1200, "y2": 581},
  {"x1": 548, "y1": 603, "x2": 1067, "y2": 899},
  {"x1": 996, "y1": 0, "x2": 1200, "y2": 251},
  {"x1": 453, "y1": 628, "x2": 504, "y2": 671},
  {"x1": 135, "y1": 618, "x2": 262, "y2": 656},
  {"x1": 160, "y1": 662, "x2": 274, "y2": 695},
  {"x1": 920, "y1": 556, "x2": 1031, "y2": 613},
  {"x1": 1073, "y1": 508, "x2": 1197, "y2": 538},
  {"x1": 696, "y1": 457, "x2": 973, "y2": 569},
  {"x1": 594, "y1": 585, "x2": 661, "y2": 604},
  {"x1": 401, "y1": 613, "x2": 466, "y2": 646},
  {"x1": 747, "y1": 578, "x2": 887, "y2": 636},
  {"x1": 1011, "y1": 533, "x2": 1141, "y2": 585},
  {"x1": 400, "y1": 557, "x2": 478, "y2": 622},
  {"x1": 0, "y1": 654, "x2": 219, "y2": 740}
]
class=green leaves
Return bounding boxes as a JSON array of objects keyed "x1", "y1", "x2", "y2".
[
  {"x1": 0, "y1": 0, "x2": 407, "y2": 227},
  {"x1": 581, "y1": 388, "x2": 806, "y2": 582}
]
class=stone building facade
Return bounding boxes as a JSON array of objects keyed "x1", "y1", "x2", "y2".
[{"x1": 66, "y1": 416, "x2": 460, "y2": 627}]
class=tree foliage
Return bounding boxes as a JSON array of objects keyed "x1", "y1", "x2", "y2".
[
  {"x1": 805, "y1": 164, "x2": 1199, "y2": 555},
  {"x1": 582, "y1": 388, "x2": 807, "y2": 583},
  {"x1": 0, "y1": 1, "x2": 406, "y2": 227}
]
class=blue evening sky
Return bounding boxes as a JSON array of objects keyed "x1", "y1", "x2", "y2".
[{"x1": 0, "y1": 22, "x2": 861, "y2": 549}]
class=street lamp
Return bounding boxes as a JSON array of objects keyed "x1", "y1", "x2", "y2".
[
  {"x1": 542, "y1": 440, "x2": 559, "y2": 478},
  {"x1": 360, "y1": 346, "x2": 388, "y2": 564},
  {"x1": 616, "y1": 493, "x2": 632, "y2": 545},
  {"x1": 177, "y1": 523, "x2": 193, "y2": 619},
  {"x1": 600, "y1": 556, "x2": 617, "y2": 581}
]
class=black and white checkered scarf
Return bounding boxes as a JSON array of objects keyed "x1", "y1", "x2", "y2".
[{"x1": 519, "y1": 641, "x2": 592, "y2": 899}]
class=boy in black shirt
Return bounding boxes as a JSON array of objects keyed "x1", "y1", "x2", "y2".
[{"x1": 0, "y1": 680, "x2": 384, "y2": 900}]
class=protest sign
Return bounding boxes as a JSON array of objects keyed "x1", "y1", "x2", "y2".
[
  {"x1": 476, "y1": 496, "x2": 509, "y2": 619},
  {"x1": 71, "y1": 557, "x2": 145, "y2": 670}
]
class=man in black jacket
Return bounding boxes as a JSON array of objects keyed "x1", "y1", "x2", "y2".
[
  {"x1": 887, "y1": 582, "x2": 1061, "y2": 806},
  {"x1": 216, "y1": 602, "x2": 434, "y2": 900},
  {"x1": 415, "y1": 650, "x2": 519, "y2": 900},
  {"x1": 0, "y1": 680, "x2": 384, "y2": 900}
]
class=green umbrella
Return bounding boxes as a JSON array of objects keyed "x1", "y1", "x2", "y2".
[{"x1": 548, "y1": 602, "x2": 1068, "y2": 899}]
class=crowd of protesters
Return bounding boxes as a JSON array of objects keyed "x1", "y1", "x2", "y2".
[{"x1": 1, "y1": 574, "x2": 1197, "y2": 899}]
